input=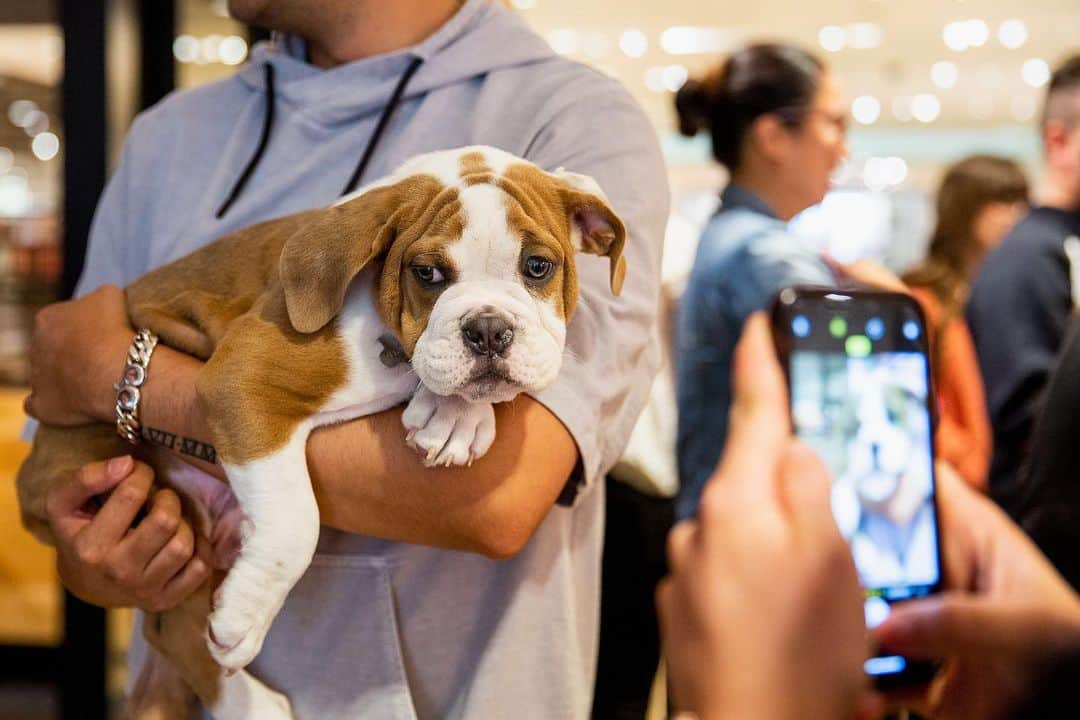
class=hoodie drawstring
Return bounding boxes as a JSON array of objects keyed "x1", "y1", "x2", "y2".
[
  {"x1": 216, "y1": 63, "x2": 277, "y2": 219},
  {"x1": 341, "y1": 56, "x2": 424, "y2": 196},
  {"x1": 216, "y1": 56, "x2": 425, "y2": 220}
]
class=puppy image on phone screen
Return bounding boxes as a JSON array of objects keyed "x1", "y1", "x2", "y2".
[
  {"x1": 792, "y1": 352, "x2": 936, "y2": 590},
  {"x1": 833, "y1": 355, "x2": 935, "y2": 589}
]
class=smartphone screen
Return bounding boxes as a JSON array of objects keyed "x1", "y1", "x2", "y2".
[{"x1": 772, "y1": 286, "x2": 942, "y2": 687}]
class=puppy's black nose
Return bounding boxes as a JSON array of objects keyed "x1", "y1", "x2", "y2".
[{"x1": 462, "y1": 314, "x2": 514, "y2": 357}]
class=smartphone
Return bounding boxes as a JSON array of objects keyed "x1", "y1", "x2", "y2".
[{"x1": 771, "y1": 286, "x2": 942, "y2": 689}]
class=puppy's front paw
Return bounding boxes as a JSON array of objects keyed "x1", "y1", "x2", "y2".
[{"x1": 403, "y1": 387, "x2": 496, "y2": 467}]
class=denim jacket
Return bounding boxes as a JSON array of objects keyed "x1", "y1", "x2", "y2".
[{"x1": 675, "y1": 185, "x2": 833, "y2": 519}]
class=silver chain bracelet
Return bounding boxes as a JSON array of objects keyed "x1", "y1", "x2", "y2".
[{"x1": 115, "y1": 328, "x2": 159, "y2": 444}]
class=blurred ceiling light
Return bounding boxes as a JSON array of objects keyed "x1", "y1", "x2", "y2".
[
  {"x1": 583, "y1": 33, "x2": 610, "y2": 59},
  {"x1": 31, "y1": 132, "x2": 59, "y2": 161},
  {"x1": 644, "y1": 67, "x2": 666, "y2": 92},
  {"x1": 863, "y1": 157, "x2": 890, "y2": 192},
  {"x1": 661, "y1": 64, "x2": 689, "y2": 92},
  {"x1": 0, "y1": 174, "x2": 31, "y2": 217},
  {"x1": 969, "y1": 95, "x2": 995, "y2": 120},
  {"x1": 883, "y1": 156, "x2": 908, "y2": 186},
  {"x1": 892, "y1": 96, "x2": 914, "y2": 122},
  {"x1": 998, "y1": 19, "x2": 1027, "y2": 49},
  {"x1": 660, "y1": 27, "x2": 735, "y2": 55},
  {"x1": 911, "y1": 93, "x2": 941, "y2": 123},
  {"x1": 219, "y1": 36, "x2": 248, "y2": 65},
  {"x1": 864, "y1": 156, "x2": 907, "y2": 190},
  {"x1": 8, "y1": 99, "x2": 38, "y2": 128},
  {"x1": 511, "y1": 0, "x2": 538, "y2": 7},
  {"x1": 846, "y1": 23, "x2": 882, "y2": 50},
  {"x1": 619, "y1": 29, "x2": 648, "y2": 58},
  {"x1": 818, "y1": 25, "x2": 845, "y2": 53},
  {"x1": 0, "y1": 147, "x2": 12, "y2": 175},
  {"x1": 966, "y1": 19, "x2": 989, "y2": 48},
  {"x1": 201, "y1": 35, "x2": 224, "y2": 64},
  {"x1": 173, "y1": 35, "x2": 199, "y2": 63},
  {"x1": 1011, "y1": 95, "x2": 1037, "y2": 121},
  {"x1": 943, "y1": 19, "x2": 988, "y2": 52},
  {"x1": 547, "y1": 29, "x2": 580, "y2": 55},
  {"x1": 21, "y1": 110, "x2": 48, "y2": 137},
  {"x1": 943, "y1": 21, "x2": 968, "y2": 51},
  {"x1": 931, "y1": 61, "x2": 958, "y2": 89},
  {"x1": 852, "y1": 95, "x2": 881, "y2": 125},
  {"x1": 1022, "y1": 58, "x2": 1050, "y2": 87}
]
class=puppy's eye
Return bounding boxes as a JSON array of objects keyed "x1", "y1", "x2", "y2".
[
  {"x1": 523, "y1": 256, "x2": 554, "y2": 281},
  {"x1": 412, "y1": 265, "x2": 446, "y2": 285}
]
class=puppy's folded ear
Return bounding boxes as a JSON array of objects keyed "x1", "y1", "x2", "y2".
[
  {"x1": 551, "y1": 169, "x2": 628, "y2": 296},
  {"x1": 280, "y1": 175, "x2": 441, "y2": 333}
]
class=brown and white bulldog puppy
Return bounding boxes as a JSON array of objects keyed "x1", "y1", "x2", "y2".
[{"x1": 17, "y1": 145, "x2": 626, "y2": 719}]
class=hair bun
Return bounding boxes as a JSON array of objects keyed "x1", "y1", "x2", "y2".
[{"x1": 674, "y1": 79, "x2": 710, "y2": 137}]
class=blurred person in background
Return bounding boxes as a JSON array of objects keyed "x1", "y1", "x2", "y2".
[
  {"x1": 673, "y1": 43, "x2": 847, "y2": 519},
  {"x1": 902, "y1": 155, "x2": 1029, "y2": 490},
  {"x1": 1014, "y1": 315, "x2": 1080, "y2": 594},
  {"x1": 593, "y1": 283, "x2": 680, "y2": 720},
  {"x1": 658, "y1": 314, "x2": 1080, "y2": 720},
  {"x1": 967, "y1": 54, "x2": 1080, "y2": 516}
]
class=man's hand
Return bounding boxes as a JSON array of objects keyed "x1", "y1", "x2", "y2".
[
  {"x1": 873, "y1": 462, "x2": 1080, "y2": 719},
  {"x1": 25, "y1": 285, "x2": 133, "y2": 426},
  {"x1": 657, "y1": 314, "x2": 870, "y2": 720},
  {"x1": 47, "y1": 455, "x2": 210, "y2": 611}
]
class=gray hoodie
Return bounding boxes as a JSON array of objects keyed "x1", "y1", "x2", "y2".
[{"x1": 78, "y1": 2, "x2": 668, "y2": 717}]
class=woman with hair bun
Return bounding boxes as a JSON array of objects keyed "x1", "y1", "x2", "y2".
[{"x1": 675, "y1": 43, "x2": 849, "y2": 519}]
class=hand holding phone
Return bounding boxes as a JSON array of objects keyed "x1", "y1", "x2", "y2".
[
  {"x1": 658, "y1": 314, "x2": 871, "y2": 720},
  {"x1": 873, "y1": 461, "x2": 1080, "y2": 718},
  {"x1": 772, "y1": 286, "x2": 943, "y2": 689}
]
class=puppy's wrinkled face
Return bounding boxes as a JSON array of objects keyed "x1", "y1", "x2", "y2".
[{"x1": 377, "y1": 147, "x2": 625, "y2": 403}]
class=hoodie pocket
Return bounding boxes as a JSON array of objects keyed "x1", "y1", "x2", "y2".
[{"x1": 249, "y1": 554, "x2": 419, "y2": 720}]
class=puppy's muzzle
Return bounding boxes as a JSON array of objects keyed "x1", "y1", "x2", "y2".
[{"x1": 462, "y1": 312, "x2": 514, "y2": 358}]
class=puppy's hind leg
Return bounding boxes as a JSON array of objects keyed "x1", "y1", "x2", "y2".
[
  {"x1": 205, "y1": 430, "x2": 319, "y2": 671},
  {"x1": 137, "y1": 584, "x2": 294, "y2": 720},
  {"x1": 124, "y1": 644, "x2": 197, "y2": 720}
]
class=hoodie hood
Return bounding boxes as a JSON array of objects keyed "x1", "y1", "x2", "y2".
[{"x1": 236, "y1": 0, "x2": 556, "y2": 128}]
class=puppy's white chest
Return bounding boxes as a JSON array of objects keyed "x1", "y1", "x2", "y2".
[{"x1": 317, "y1": 273, "x2": 417, "y2": 423}]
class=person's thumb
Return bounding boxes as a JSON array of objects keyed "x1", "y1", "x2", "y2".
[
  {"x1": 712, "y1": 313, "x2": 790, "y2": 496},
  {"x1": 874, "y1": 593, "x2": 1054, "y2": 661}
]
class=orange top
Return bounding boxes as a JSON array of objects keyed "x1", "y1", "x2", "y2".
[{"x1": 909, "y1": 285, "x2": 992, "y2": 490}]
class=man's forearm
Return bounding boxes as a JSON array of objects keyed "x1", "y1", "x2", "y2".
[
  {"x1": 88, "y1": 340, "x2": 577, "y2": 555},
  {"x1": 307, "y1": 396, "x2": 577, "y2": 556}
]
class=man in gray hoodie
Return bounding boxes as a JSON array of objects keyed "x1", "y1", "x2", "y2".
[{"x1": 22, "y1": 0, "x2": 668, "y2": 717}]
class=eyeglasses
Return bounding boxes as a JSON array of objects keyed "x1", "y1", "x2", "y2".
[{"x1": 772, "y1": 106, "x2": 849, "y2": 134}]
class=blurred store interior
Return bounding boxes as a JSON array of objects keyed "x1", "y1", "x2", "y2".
[{"x1": 0, "y1": 0, "x2": 1076, "y2": 718}]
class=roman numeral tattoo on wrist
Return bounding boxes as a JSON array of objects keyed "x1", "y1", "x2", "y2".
[{"x1": 142, "y1": 426, "x2": 218, "y2": 465}]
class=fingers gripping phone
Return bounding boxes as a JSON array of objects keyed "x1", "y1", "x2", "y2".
[{"x1": 771, "y1": 286, "x2": 942, "y2": 688}]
